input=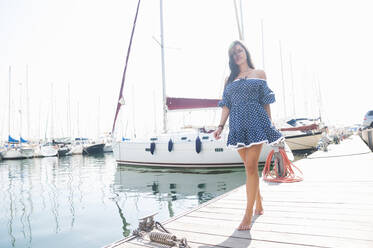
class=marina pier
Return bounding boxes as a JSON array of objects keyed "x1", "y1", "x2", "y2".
[{"x1": 105, "y1": 134, "x2": 373, "y2": 248}]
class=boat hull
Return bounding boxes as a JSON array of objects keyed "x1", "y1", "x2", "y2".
[
  {"x1": 40, "y1": 145, "x2": 58, "y2": 157},
  {"x1": 83, "y1": 143, "x2": 105, "y2": 155},
  {"x1": 1, "y1": 148, "x2": 25, "y2": 159},
  {"x1": 113, "y1": 137, "x2": 293, "y2": 168},
  {"x1": 285, "y1": 132, "x2": 322, "y2": 152},
  {"x1": 103, "y1": 144, "x2": 113, "y2": 153},
  {"x1": 70, "y1": 145, "x2": 83, "y2": 155},
  {"x1": 58, "y1": 147, "x2": 71, "y2": 156},
  {"x1": 20, "y1": 147, "x2": 34, "y2": 158}
]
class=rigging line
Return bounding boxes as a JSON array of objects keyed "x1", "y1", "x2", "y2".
[{"x1": 112, "y1": 0, "x2": 142, "y2": 134}]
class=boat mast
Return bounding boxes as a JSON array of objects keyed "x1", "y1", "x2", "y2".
[
  {"x1": 160, "y1": 0, "x2": 167, "y2": 133},
  {"x1": 289, "y1": 53, "x2": 296, "y2": 116},
  {"x1": 19, "y1": 79, "x2": 22, "y2": 140},
  {"x1": 239, "y1": 0, "x2": 244, "y2": 39},
  {"x1": 261, "y1": 19, "x2": 265, "y2": 70},
  {"x1": 8, "y1": 66, "x2": 11, "y2": 140},
  {"x1": 233, "y1": 0, "x2": 243, "y2": 40},
  {"x1": 279, "y1": 40, "x2": 286, "y2": 119},
  {"x1": 51, "y1": 83, "x2": 54, "y2": 140},
  {"x1": 67, "y1": 83, "x2": 71, "y2": 138},
  {"x1": 97, "y1": 96, "x2": 100, "y2": 138},
  {"x1": 317, "y1": 76, "x2": 322, "y2": 122},
  {"x1": 111, "y1": 0, "x2": 141, "y2": 135},
  {"x1": 26, "y1": 65, "x2": 31, "y2": 139},
  {"x1": 153, "y1": 90, "x2": 158, "y2": 133},
  {"x1": 77, "y1": 102, "x2": 80, "y2": 138}
]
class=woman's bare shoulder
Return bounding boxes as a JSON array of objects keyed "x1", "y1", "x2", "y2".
[{"x1": 253, "y1": 69, "x2": 267, "y2": 80}]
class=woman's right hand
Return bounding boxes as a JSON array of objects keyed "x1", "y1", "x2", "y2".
[{"x1": 213, "y1": 127, "x2": 223, "y2": 140}]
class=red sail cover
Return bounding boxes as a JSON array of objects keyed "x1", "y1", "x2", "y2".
[
  {"x1": 166, "y1": 97, "x2": 220, "y2": 110},
  {"x1": 279, "y1": 124, "x2": 319, "y2": 132}
]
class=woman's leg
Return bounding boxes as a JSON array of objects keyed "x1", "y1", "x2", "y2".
[
  {"x1": 237, "y1": 143, "x2": 263, "y2": 230},
  {"x1": 237, "y1": 148, "x2": 263, "y2": 214},
  {"x1": 255, "y1": 187, "x2": 264, "y2": 215}
]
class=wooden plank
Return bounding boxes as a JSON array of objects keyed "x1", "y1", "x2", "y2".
[
  {"x1": 112, "y1": 227, "x2": 318, "y2": 248},
  {"x1": 128, "y1": 228, "x2": 330, "y2": 248},
  {"x1": 206, "y1": 201, "x2": 373, "y2": 216},
  {"x1": 187, "y1": 212, "x2": 373, "y2": 233},
  {"x1": 226, "y1": 197, "x2": 373, "y2": 206},
  {"x1": 216, "y1": 199, "x2": 373, "y2": 211},
  {"x1": 227, "y1": 190, "x2": 373, "y2": 205},
  {"x1": 169, "y1": 215, "x2": 373, "y2": 241},
  {"x1": 164, "y1": 221, "x2": 373, "y2": 248},
  {"x1": 191, "y1": 207, "x2": 373, "y2": 224}
]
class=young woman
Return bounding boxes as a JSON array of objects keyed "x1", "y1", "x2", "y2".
[{"x1": 213, "y1": 40, "x2": 284, "y2": 231}]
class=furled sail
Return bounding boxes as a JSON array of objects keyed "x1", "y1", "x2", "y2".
[{"x1": 166, "y1": 97, "x2": 220, "y2": 110}]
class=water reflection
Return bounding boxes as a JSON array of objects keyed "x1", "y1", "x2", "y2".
[{"x1": 0, "y1": 155, "x2": 246, "y2": 248}]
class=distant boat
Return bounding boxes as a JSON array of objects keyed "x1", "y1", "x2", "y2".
[
  {"x1": 3, "y1": 67, "x2": 25, "y2": 160},
  {"x1": 57, "y1": 145, "x2": 71, "y2": 157},
  {"x1": 40, "y1": 143, "x2": 58, "y2": 157},
  {"x1": 280, "y1": 118, "x2": 323, "y2": 152},
  {"x1": 70, "y1": 143, "x2": 83, "y2": 155},
  {"x1": 103, "y1": 143, "x2": 113, "y2": 153},
  {"x1": 83, "y1": 143, "x2": 105, "y2": 155},
  {"x1": 19, "y1": 137, "x2": 34, "y2": 158},
  {"x1": 70, "y1": 138, "x2": 86, "y2": 155},
  {"x1": 2, "y1": 145, "x2": 24, "y2": 160},
  {"x1": 20, "y1": 146, "x2": 34, "y2": 158}
]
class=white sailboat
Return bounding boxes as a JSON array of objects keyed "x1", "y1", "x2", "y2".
[
  {"x1": 112, "y1": 0, "x2": 293, "y2": 168},
  {"x1": 40, "y1": 142, "x2": 58, "y2": 157},
  {"x1": 2, "y1": 66, "x2": 26, "y2": 160},
  {"x1": 280, "y1": 118, "x2": 323, "y2": 151},
  {"x1": 276, "y1": 42, "x2": 323, "y2": 152},
  {"x1": 18, "y1": 66, "x2": 35, "y2": 158},
  {"x1": 69, "y1": 104, "x2": 83, "y2": 155},
  {"x1": 70, "y1": 139, "x2": 84, "y2": 155},
  {"x1": 39, "y1": 83, "x2": 58, "y2": 157}
]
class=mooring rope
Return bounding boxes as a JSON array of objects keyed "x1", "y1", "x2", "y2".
[{"x1": 262, "y1": 148, "x2": 303, "y2": 183}]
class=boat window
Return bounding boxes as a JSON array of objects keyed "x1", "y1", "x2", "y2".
[
  {"x1": 181, "y1": 137, "x2": 187, "y2": 140},
  {"x1": 202, "y1": 136, "x2": 209, "y2": 140},
  {"x1": 150, "y1": 138, "x2": 158, "y2": 141},
  {"x1": 215, "y1": 148, "x2": 224, "y2": 152}
]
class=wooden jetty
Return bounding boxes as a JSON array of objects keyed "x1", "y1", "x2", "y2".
[{"x1": 105, "y1": 134, "x2": 373, "y2": 248}]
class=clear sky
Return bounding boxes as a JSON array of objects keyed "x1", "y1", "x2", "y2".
[{"x1": 1, "y1": 0, "x2": 372, "y2": 140}]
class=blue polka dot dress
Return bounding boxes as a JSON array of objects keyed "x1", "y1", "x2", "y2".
[{"x1": 218, "y1": 78, "x2": 284, "y2": 150}]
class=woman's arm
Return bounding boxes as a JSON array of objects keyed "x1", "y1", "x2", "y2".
[
  {"x1": 214, "y1": 105, "x2": 229, "y2": 140},
  {"x1": 218, "y1": 77, "x2": 230, "y2": 128},
  {"x1": 219, "y1": 106, "x2": 230, "y2": 127}
]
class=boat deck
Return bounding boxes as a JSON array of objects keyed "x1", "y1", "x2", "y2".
[{"x1": 105, "y1": 134, "x2": 373, "y2": 248}]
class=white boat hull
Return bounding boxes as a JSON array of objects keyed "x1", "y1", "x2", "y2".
[
  {"x1": 284, "y1": 132, "x2": 322, "y2": 151},
  {"x1": 2, "y1": 148, "x2": 25, "y2": 159},
  {"x1": 20, "y1": 147, "x2": 34, "y2": 158},
  {"x1": 114, "y1": 135, "x2": 293, "y2": 168},
  {"x1": 70, "y1": 145, "x2": 83, "y2": 155},
  {"x1": 40, "y1": 145, "x2": 58, "y2": 157},
  {"x1": 104, "y1": 144, "x2": 113, "y2": 153}
]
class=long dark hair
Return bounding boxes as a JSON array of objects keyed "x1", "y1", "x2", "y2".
[{"x1": 226, "y1": 40, "x2": 255, "y2": 86}]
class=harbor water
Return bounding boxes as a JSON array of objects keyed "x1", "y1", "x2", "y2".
[{"x1": 0, "y1": 154, "x2": 251, "y2": 248}]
